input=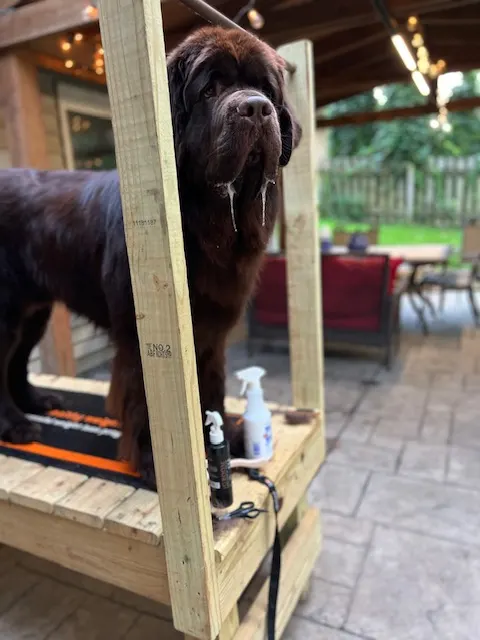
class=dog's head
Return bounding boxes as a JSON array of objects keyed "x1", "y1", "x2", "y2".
[{"x1": 167, "y1": 27, "x2": 301, "y2": 189}]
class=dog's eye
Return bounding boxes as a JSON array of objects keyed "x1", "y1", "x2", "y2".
[{"x1": 203, "y1": 85, "x2": 216, "y2": 98}]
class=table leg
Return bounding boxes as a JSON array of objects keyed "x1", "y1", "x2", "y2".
[{"x1": 405, "y1": 265, "x2": 430, "y2": 335}]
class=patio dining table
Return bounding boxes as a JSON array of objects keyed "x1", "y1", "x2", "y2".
[{"x1": 328, "y1": 243, "x2": 453, "y2": 334}]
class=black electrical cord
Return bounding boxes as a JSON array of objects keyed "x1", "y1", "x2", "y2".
[
  {"x1": 371, "y1": 0, "x2": 398, "y2": 34},
  {"x1": 233, "y1": 0, "x2": 256, "y2": 25}
]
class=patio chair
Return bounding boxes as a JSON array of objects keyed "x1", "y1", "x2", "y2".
[
  {"x1": 333, "y1": 227, "x2": 378, "y2": 247},
  {"x1": 247, "y1": 252, "x2": 403, "y2": 367},
  {"x1": 418, "y1": 223, "x2": 480, "y2": 324}
]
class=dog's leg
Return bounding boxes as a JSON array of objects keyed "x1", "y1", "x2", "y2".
[
  {"x1": 195, "y1": 335, "x2": 245, "y2": 457},
  {"x1": 0, "y1": 308, "x2": 40, "y2": 444},
  {"x1": 109, "y1": 342, "x2": 155, "y2": 488},
  {"x1": 9, "y1": 306, "x2": 63, "y2": 414}
]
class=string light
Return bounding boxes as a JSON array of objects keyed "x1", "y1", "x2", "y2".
[
  {"x1": 407, "y1": 15, "x2": 448, "y2": 84},
  {"x1": 233, "y1": 0, "x2": 265, "y2": 30},
  {"x1": 430, "y1": 71, "x2": 461, "y2": 133},
  {"x1": 247, "y1": 8, "x2": 264, "y2": 29},
  {"x1": 411, "y1": 32, "x2": 423, "y2": 48},
  {"x1": 429, "y1": 63, "x2": 440, "y2": 79},
  {"x1": 411, "y1": 70, "x2": 430, "y2": 96},
  {"x1": 407, "y1": 15, "x2": 418, "y2": 31},
  {"x1": 391, "y1": 34, "x2": 417, "y2": 72},
  {"x1": 84, "y1": 3, "x2": 98, "y2": 20},
  {"x1": 57, "y1": 28, "x2": 105, "y2": 78}
]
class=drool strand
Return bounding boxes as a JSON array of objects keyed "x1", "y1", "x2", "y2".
[
  {"x1": 226, "y1": 183, "x2": 237, "y2": 232},
  {"x1": 260, "y1": 179, "x2": 276, "y2": 227}
]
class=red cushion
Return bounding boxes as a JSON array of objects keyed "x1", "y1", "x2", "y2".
[
  {"x1": 321, "y1": 255, "x2": 387, "y2": 332},
  {"x1": 388, "y1": 257, "x2": 403, "y2": 293},
  {"x1": 254, "y1": 256, "x2": 288, "y2": 326},
  {"x1": 253, "y1": 253, "x2": 401, "y2": 332}
]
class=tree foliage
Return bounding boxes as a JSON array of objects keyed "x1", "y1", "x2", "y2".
[{"x1": 326, "y1": 72, "x2": 480, "y2": 166}]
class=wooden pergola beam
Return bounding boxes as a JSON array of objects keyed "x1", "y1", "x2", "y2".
[
  {"x1": 0, "y1": 0, "x2": 99, "y2": 51},
  {"x1": 314, "y1": 31, "x2": 385, "y2": 66},
  {"x1": 316, "y1": 95, "x2": 480, "y2": 128}
]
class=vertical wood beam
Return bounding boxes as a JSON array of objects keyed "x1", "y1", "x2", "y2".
[
  {"x1": 278, "y1": 41, "x2": 324, "y2": 412},
  {"x1": 0, "y1": 52, "x2": 75, "y2": 376},
  {"x1": 98, "y1": 1, "x2": 220, "y2": 638},
  {"x1": 185, "y1": 605, "x2": 239, "y2": 640}
]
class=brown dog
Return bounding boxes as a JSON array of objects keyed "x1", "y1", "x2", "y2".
[{"x1": 0, "y1": 27, "x2": 301, "y2": 488}]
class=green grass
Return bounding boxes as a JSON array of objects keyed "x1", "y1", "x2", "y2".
[{"x1": 320, "y1": 219, "x2": 463, "y2": 263}]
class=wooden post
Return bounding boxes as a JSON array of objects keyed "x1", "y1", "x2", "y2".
[
  {"x1": 405, "y1": 162, "x2": 415, "y2": 220},
  {"x1": 277, "y1": 41, "x2": 324, "y2": 412},
  {"x1": 98, "y1": 1, "x2": 220, "y2": 638},
  {"x1": 0, "y1": 52, "x2": 75, "y2": 377}
]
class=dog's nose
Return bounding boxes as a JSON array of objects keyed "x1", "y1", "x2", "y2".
[{"x1": 237, "y1": 95, "x2": 273, "y2": 120}]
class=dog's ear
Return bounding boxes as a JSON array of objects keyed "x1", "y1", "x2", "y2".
[
  {"x1": 167, "y1": 53, "x2": 187, "y2": 130},
  {"x1": 279, "y1": 100, "x2": 302, "y2": 167},
  {"x1": 167, "y1": 50, "x2": 194, "y2": 165}
]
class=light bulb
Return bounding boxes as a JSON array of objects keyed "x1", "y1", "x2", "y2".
[
  {"x1": 65, "y1": 59, "x2": 74, "y2": 69},
  {"x1": 74, "y1": 33, "x2": 84, "y2": 43},
  {"x1": 430, "y1": 118, "x2": 440, "y2": 129},
  {"x1": 60, "y1": 40, "x2": 72, "y2": 52},
  {"x1": 411, "y1": 70, "x2": 430, "y2": 96},
  {"x1": 84, "y1": 4, "x2": 98, "y2": 19},
  {"x1": 95, "y1": 67, "x2": 104, "y2": 75},
  {"x1": 418, "y1": 58, "x2": 430, "y2": 74},
  {"x1": 429, "y1": 63, "x2": 439, "y2": 79},
  {"x1": 247, "y1": 8, "x2": 265, "y2": 30},
  {"x1": 412, "y1": 33, "x2": 423, "y2": 48},
  {"x1": 417, "y1": 46, "x2": 428, "y2": 59},
  {"x1": 442, "y1": 122, "x2": 452, "y2": 133},
  {"x1": 407, "y1": 16, "x2": 418, "y2": 31},
  {"x1": 391, "y1": 34, "x2": 417, "y2": 72},
  {"x1": 437, "y1": 59, "x2": 447, "y2": 71}
]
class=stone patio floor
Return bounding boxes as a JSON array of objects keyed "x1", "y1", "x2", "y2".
[{"x1": 2, "y1": 291, "x2": 480, "y2": 639}]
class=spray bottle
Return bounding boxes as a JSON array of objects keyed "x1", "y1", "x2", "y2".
[
  {"x1": 235, "y1": 366, "x2": 273, "y2": 461},
  {"x1": 205, "y1": 410, "x2": 233, "y2": 509}
]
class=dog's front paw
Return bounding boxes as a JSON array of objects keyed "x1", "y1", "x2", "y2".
[
  {"x1": 18, "y1": 388, "x2": 63, "y2": 414},
  {"x1": 139, "y1": 446, "x2": 157, "y2": 490},
  {"x1": 0, "y1": 414, "x2": 40, "y2": 444}
]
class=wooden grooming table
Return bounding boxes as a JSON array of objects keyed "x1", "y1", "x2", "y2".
[{"x1": 0, "y1": 374, "x2": 323, "y2": 639}]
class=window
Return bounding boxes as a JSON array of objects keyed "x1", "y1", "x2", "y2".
[
  {"x1": 66, "y1": 110, "x2": 116, "y2": 170},
  {"x1": 58, "y1": 82, "x2": 115, "y2": 171}
]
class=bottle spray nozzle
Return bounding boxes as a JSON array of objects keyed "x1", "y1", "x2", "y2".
[
  {"x1": 235, "y1": 366, "x2": 266, "y2": 396},
  {"x1": 205, "y1": 410, "x2": 224, "y2": 446}
]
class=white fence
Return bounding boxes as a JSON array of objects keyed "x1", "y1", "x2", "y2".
[{"x1": 318, "y1": 156, "x2": 480, "y2": 224}]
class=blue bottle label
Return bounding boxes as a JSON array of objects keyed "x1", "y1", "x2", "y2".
[{"x1": 264, "y1": 424, "x2": 272, "y2": 448}]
